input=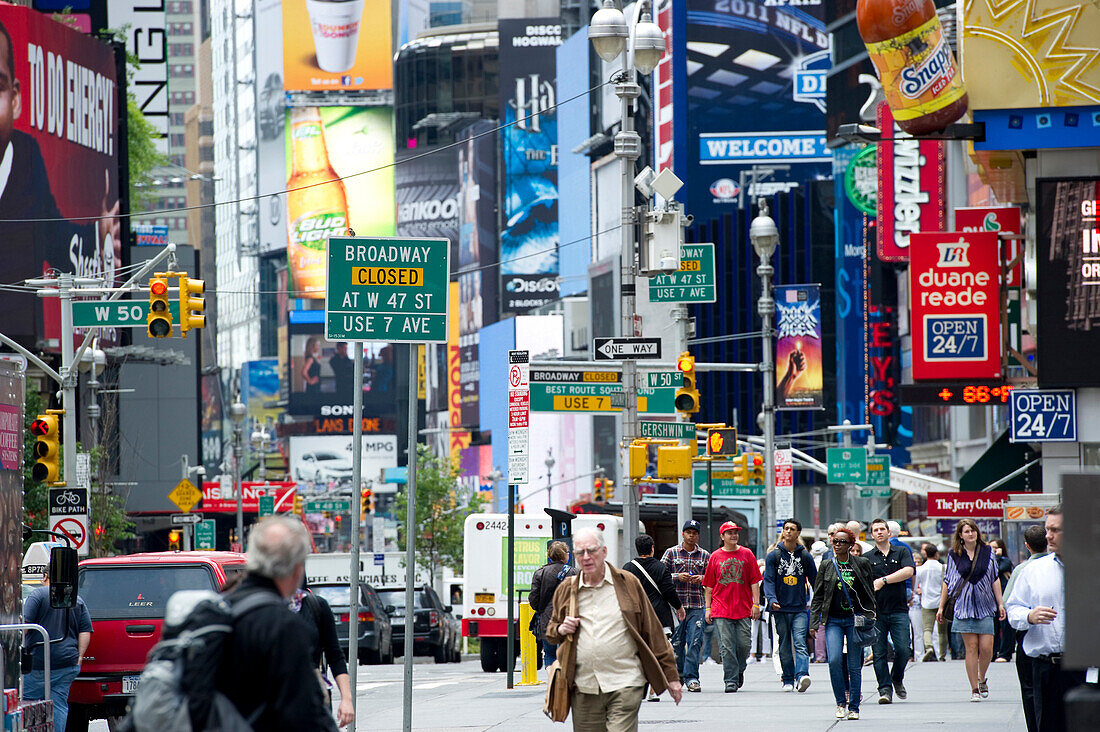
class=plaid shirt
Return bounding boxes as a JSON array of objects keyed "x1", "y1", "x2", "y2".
[{"x1": 660, "y1": 544, "x2": 711, "y2": 609}]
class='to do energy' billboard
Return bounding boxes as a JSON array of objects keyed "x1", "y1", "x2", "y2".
[{"x1": 909, "y1": 231, "x2": 1001, "y2": 381}]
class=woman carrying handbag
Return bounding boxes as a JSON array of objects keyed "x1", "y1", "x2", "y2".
[{"x1": 808, "y1": 528, "x2": 877, "y2": 721}]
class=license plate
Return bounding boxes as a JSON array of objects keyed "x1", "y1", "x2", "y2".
[
  {"x1": 475, "y1": 593, "x2": 494, "y2": 603},
  {"x1": 122, "y1": 675, "x2": 141, "y2": 694}
]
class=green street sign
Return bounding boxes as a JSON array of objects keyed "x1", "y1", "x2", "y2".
[
  {"x1": 865, "y1": 455, "x2": 891, "y2": 488},
  {"x1": 72, "y1": 300, "x2": 180, "y2": 328},
  {"x1": 646, "y1": 371, "x2": 683, "y2": 388},
  {"x1": 648, "y1": 243, "x2": 716, "y2": 303},
  {"x1": 325, "y1": 236, "x2": 450, "y2": 342},
  {"x1": 692, "y1": 467, "x2": 764, "y2": 498},
  {"x1": 258, "y1": 495, "x2": 275, "y2": 516},
  {"x1": 304, "y1": 498, "x2": 352, "y2": 513},
  {"x1": 195, "y1": 519, "x2": 216, "y2": 550},
  {"x1": 530, "y1": 383, "x2": 676, "y2": 414},
  {"x1": 859, "y1": 487, "x2": 892, "y2": 499},
  {"x1": 827, "y1": 447, "x2": 868, "y2": 484},
  {"x1": 640, "y1": 421, "x2": 695, "y2": 439}
]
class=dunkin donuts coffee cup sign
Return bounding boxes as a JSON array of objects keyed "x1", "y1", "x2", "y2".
[{"x1": 909, "y1": 231, "x2": 1001, "y2": 381}]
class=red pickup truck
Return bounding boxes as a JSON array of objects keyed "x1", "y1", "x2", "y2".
[{"x1": 67, "y1": 552, "x2": 247, "y2": 731}]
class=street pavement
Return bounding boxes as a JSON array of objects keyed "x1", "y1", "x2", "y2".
[{"x1": 350, "y1": 656, "x2": 1029, "y2": 731}]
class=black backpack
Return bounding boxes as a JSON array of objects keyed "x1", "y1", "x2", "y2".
[{"x1": 119, "y1": 589, "x2": 283, "y2": 731}]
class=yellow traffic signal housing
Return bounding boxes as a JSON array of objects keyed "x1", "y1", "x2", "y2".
[
  {"x1": 628, "y1": 444, "x2": 648, "y2": 480},
  {"x1": 731, "y1": 453, "x2": 750, "y2": 485},
  {"x1": 168, "y1": 530, "x2": 181, "y2": 551},
  {"x1": 748, "y1": 453, "x2": 765, "y2": 484},
  {"x1": 178, "y1": 275, "x2": 206, "y2": 334},
  {"x1": 675, "y1": 352, "x2": 700, "y2": 415},
  {"x1": 657, "y1": 445, "x2": 693, "y2": 480},
  {"x1": 706, "y1": 428, "x2": 737, "y2": 457},
  {"x1": 603, "y1": 479, "x2": 614, "y2": 501},
  {"x1": 361, "y1": 488, "x2": 373, "y2": 517},
  {"x1": 148, "y1": 274, "x2": 173, "y2": 337},
  {"x1": 593, "y1": 478, "x2": 605, "y2": 502},
  {"x1": 293, "y1": 495, "x2": 304, "y2": 515},
  {"x1": 30, "y1": 413, "x2": 60, "y2": 484}
]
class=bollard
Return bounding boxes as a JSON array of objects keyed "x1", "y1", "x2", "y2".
[{"x1": 516, "y1": 603, "x2": 544, "y2": 686}]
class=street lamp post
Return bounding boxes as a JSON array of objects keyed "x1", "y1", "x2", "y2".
[
  {"x1": 589, "y1": 0, "x2": 664, "y2": 559},
  {"x1": 544, "y1": 449, "x2": 556, "y2": 508},
  {"x1": 750, "y1": 199, "x2": 780, "y2": 542},
  {"x1": 230, "y1": 399, "x2": 248, "y2": 551}
]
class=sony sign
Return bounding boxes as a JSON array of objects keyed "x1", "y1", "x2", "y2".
[{"x1": 876, "y1": 103, "x2": 945, "y2": 263}]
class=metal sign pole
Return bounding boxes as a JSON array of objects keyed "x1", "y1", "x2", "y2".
[
  {"x1": 403, "y1": 343, "x2": 418, "y2": 732},
  {"x1": 348, "y1": 341, "x2": 363, "y2": 708},
  {"x1": 507, "y1": 483, "x2": 515, "y2": 688}
]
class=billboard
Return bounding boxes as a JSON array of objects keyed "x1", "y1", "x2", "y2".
[
  {"x1": 1035, "y1": 178, "x2": 1100, "y2": 387},
  {"x1": 285, "y1": 105, "x2": 394, "y2": 298},
  {"x1": 876, "y1": 104, "x2": 945, "y2": 263},
  {"x1": 0, "y1": 6, "x2": 122, "y2": 347},
  {"x1": 498, "y1": 19, "x2": 561, "y2": 312},
  {"x1": 201, "y1": 481, "x2": 297, "y2": 513},
  {"x1": 287, "y1": 311, "x2": 399, "y2": 417},
  {"x1": 241, "y1": 359, "x2": 281, "y2": 422},
  {"x1": 256, "y1": 0, "x2": 287, "y2": 254},
  {"x1": 107, "y1": 0, "x2": 167, "y2": 153},
  {"x1": 909, "y1": 232, "x2": 1001, "y2": 381},
  {"x1": 200, "y1": 373, "x2": 224, "y2": 478},
  {"x1": 681, "y1": 0, "x2": 830, "y2": 222},
  {"x1": 288, "y1": 434, "x2": 398, "y2": 492},
  {"x1": 282, "y1": 0, "x2": 392, "y2": 92},
  {"x1": 775, "y1": 284, "x2": 823, "y2": 410}
]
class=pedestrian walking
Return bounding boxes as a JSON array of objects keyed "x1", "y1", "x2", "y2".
[
  {"x1": 290, "y1": 586, "x2": 354, "y2": 727},
  {"x1": 529, "y1": 541, "x2": 575, "y2": 667},
  {"x1": 808, "y1": 528, "x2": 876, "y2": 721},
  {"x1": 659, "y1": 519, "x2": 710, "y2": 691},
  {"x1": 989, "y1": 538, "x2": 1015, "y2": 662},
  {"x1": 1005, "y1": 507, "x2": 1083, "y2": 732},
  {"x1": 763, "y1": 518, "x2": 817, "y2": 693},
  {"x1": 810, "y1": 539, "x2": 829, "y2": 663},
  {"x1": 545, "y1": 527, "x2": 682, "y2": 731},
  {"x1": 215, "y1": 516, "x2": 339, "y2": 730},
  {"x1": 908, "y1": 551, "x2": 925, "y2": 662},
  {"x1": 22, "y1": 562, "x2": 94, "y2": 731},
  {"x1": 937, "y1": 518, "x2": 1006, "y2": 703},
  {"x1": 1004, "y1": 524, "x2": 1048, "y2": 732},
  {"x1": 916, "y1": 543, "x2": 948, "y2": 662},
  {"x1": 702, "y1": 521, "x2": 762, "y2": 693},
  {"x1": 624, "y1": 533, "x2": 684, "y2": 702},
  {"x1": 867, "y1": 518, "x2": 916, "y2": 704}
]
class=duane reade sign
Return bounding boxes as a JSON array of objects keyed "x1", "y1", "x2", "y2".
[{"x1": 325, "y1": 236, "x2": 450, "y2": 342}]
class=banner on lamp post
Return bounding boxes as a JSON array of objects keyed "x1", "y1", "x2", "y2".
[{"x1": 775, "y1": 285, "x2": 823, "y2": 410}]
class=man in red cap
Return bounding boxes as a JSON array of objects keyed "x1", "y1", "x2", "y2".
[{"x1": 703, "y1": 521, "x2": 763, "y2": 693}]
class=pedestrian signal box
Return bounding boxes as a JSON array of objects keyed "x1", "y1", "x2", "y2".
[{"x1": 707, "y1": 428, "x2": 737, "y2": 456}]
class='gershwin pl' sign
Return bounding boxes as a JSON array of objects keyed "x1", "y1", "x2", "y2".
[{"x1": 325, "y1": 236, "x2": 450, "y2": 343}]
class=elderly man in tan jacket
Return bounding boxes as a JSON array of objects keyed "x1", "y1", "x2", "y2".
[{"x1": 546, "y1": 527, "x2": 682, "y2": 731}]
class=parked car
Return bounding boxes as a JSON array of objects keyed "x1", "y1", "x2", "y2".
[
  {"x1": 377, "y1": 585, "x2": 461, "y2": 664},
  {"x1": 67, "y1": 551, "x2": 247, "y2": 731},
  {"x1": 312, "y1": 582, "x2": 394, "y2": 665},
  {"x1": 295, "y1": 451, "x2": 354, "y2": 483}
]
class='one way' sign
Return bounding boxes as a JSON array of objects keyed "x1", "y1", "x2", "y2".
[{"x1": 593, "y1": 337, "x2": 663, "y2": 360}]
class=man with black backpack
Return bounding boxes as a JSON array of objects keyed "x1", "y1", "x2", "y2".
[
  {"x1": 216, "y1": 516, "x2": 340, "y2": 730},
  {"x1": 625, "y1": 534, "x2": 683, "y2": 701}
]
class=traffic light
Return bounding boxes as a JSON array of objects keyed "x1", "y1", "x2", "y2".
[
  {"x1": 603, "y1": 480, "x2": 614, "y2": 501},
  {"x1": 707, "y1": 428, "x2": 737, "y2": 457},
  {"x1": 147, "y1": 274, "x2": 173, "y2": 337},
  {"x1": 748, "y1": 453, "x2": 765, "y2": 484},
  {"x1": 168, "y1": 530, "x2": 181, "y2": 551},
  {"x1": 178, "y1": 275, "x2": 206, "y2": 335},
  {"x1": 732, "y1": 452, "x2": 765, "y2": 484},
  {"x1": 361, "y1": 488, "x2": 373, "y2": 516},
  {"x1": 628, "y1": 444, "x2": 648, "y2": 480},
  {"x1": 30, "y1": 413, "x2": 60, "y2": 484},
  {"x1": 675, "y1": 352, "x2": 700, "y2": 415},
  {"x1": 293, "y1": 494, "x2": 303, "y2": 515},
  {"x1": 593, "y1": 478, "x2": 605, "y2": 502},
  {"x1": 656, "y1": 445, "x2": 693, "y2": 479}
]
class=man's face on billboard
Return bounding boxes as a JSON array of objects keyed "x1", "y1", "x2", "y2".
[{"x1": 0, "y1": 29, "x2": 20, "y2": 150}]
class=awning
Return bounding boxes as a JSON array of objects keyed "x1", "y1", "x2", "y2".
[
  {"x1": 959, "y1": 430, "x2": 1042, "y2": 493},
  {"x1": 889, "y1": 466, "x2": 959, "y2": 496}
]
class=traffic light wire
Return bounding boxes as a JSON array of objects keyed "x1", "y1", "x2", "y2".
[{"x1": 0, "y1": 79, "x2": 614, "y2": 225}]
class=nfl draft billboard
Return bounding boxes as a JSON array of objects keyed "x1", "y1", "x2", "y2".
[{"x1": 909, "y1": 232, "x2": 1001, "y2": 380}]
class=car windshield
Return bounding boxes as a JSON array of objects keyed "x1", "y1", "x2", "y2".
[
  {"x1": 377, "y1": 590, "x2": 429, "y2": 612},
  {"x1": 313, "y1": 585, "x2": 360, "y2": 607},
  {"x1": 314, "y1": 453, "x2": 342, "y2": 461},
  {"x1": 78, "y1": 566, "x2": 214, "y2": 620}
]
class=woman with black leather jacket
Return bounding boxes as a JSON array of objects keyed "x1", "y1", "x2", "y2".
[
  {"x1": 527, "y1": 541, "x2": 574, "y2": 668},
  {"x1": 808, "y1": 528, "x2": 877, "y2": 721}
]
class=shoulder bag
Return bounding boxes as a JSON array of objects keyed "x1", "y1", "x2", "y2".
[
  {"x1": 543, "y1": 576, "x2": 579, "y2": 723},
  {"x1": 832, "y1": 559, "x2": 877, "y2": 648},
  {"x1": 943, "y1": 551, "x2": 980, "y2": 622},
  {"x1": 631, "y1": 560, "x2": 674, "y2": 638}
]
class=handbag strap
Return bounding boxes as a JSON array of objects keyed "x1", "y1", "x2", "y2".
[
  {"x1": 630, "y1": 559, "x2": 662, "y2": 594},
  {"x1": 832, "y1": 558, "x2": 873, "y2": 619},
  {"x1": 947, "y1": 550, "x2": 981, "y2": 601}
]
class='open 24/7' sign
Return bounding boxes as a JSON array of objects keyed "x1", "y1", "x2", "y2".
[
  {"x1": 325, "y1": 237, "x2": 450, "y2": 342},
  {"x1": 1010, "y1": 389, "x2": 1076, "y2": 442}
]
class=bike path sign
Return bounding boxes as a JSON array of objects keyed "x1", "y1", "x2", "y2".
[{"x1": 49, "y1": 487, "x2": 88, "y2": 515}]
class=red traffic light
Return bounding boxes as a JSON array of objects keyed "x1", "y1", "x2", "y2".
[
  {"x1": 30, "y1": 418, "x2": 51, "y2": 436},
  {"x1": 150, "y1": 279, "x2": 168, "y2": 296},
  {"x1": 751, "y1": 453, "x2": 763, "y2": 466},
  {"x1": 677, "y1": 354, "x2": 694, "y2": 372}
]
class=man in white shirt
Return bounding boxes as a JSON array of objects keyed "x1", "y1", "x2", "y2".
[
  {"x1": 1005, "y1": 525, "x2": 1048, "y2": 732},
  {"x1": 1005, "y1": 507, "x2": 1085, "y2": 732},
  {"x1": 916, "y1": 543, "x2": 946, "y2": 662}
]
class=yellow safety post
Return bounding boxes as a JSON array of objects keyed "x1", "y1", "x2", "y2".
[{"x1": 517, "y1": 603, "x2": 544, "y2": 686}]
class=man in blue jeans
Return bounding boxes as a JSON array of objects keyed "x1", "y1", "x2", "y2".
[
  {"x1": 660, "y1": 520, "x2": 710, "y2": 692},
  {"x1": 867, "y1": 518, "x2": 916, "y2": 704},
  {"x1": 763, "y1": 518, "x2": 817, "y2": 693},
  {"x1": 23, "y1": 571, "x2": 94, "y2": 731}
]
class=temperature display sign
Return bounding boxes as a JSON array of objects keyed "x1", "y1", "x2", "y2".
[
  {"x1": 898, "y1": 383, "x2": 1015, "y2": 405},
  {"x1": 1010, "y1": 389, "x2": 1076, "y2": 443}
]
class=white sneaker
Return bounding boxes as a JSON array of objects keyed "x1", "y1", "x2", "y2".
[
  {"x1": 782, "y1": 684, "x2": 794, "y2": 692},
  {"x1": 835, "y1": 706, "x2": 847, "y2": 719},
  {"x1": 797, "y1": 675, "x2": 812, "y2": 692}
]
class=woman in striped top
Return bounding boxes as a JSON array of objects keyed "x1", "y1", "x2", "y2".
[{"x1": 936, "y1": 519, "x2": 1006, "y2": 702}]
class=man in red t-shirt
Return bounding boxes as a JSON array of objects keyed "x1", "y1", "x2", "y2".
[{"x1": 703, "y1": 521, "x2": 763, "y2": 693}]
